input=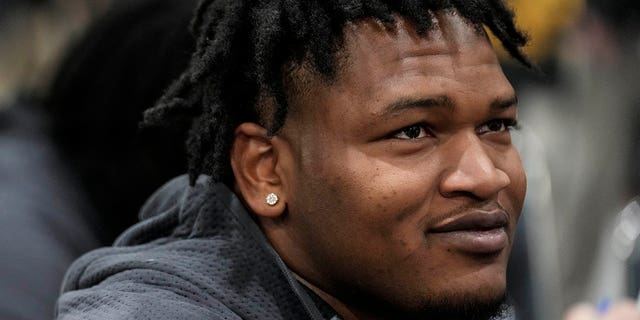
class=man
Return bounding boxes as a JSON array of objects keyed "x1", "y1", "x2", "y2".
[{"x1": 54, "y1": 1, "x2": 636, "y2": 319}]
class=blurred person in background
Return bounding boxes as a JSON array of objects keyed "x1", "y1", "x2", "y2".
[
  {"x1": 0, "y1": 0, "x2": 195, "y2": 318},
  {"x1": 44, "y1": 0, "x2": 194, "y2": 243},
  {"x1": 571, "y1": 0, "x2": 640, "y2": 307},
  {"x1": 498, "y1": 0, "x2": 640, "y2": 318},
  {"x1": 0, "y1": 1, "x2": 107, "y2": 319}
]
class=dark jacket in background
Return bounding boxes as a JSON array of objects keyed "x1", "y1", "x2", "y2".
[{"x1": 0, "y1": 103, "x2": 100, "y2": 320}]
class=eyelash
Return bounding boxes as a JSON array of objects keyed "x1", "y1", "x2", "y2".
[
  {"x1": 391, "y1": 118, "x2": 519, "y2": 140},
  {"x1": 391, "y1": 123, "x2": 432, "y2": 140},
  {"x1": 478, "y1": 118, "x2": 520, "y2": 134}
]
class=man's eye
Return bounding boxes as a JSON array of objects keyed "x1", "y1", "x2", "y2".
[
  {"x1": 477, "y1": 119, "x2": 518, "y2": 134},
  {"x1": 393, "y1": 124, "x2": 430, "y2": 140}
]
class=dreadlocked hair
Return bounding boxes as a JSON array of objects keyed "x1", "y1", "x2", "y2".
[{"x1": 143, "y1": 0, "x2": 531, "y2": 186}]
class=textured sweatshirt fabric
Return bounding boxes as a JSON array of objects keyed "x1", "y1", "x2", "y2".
[{"x1": 55, "y1": 176, "x2": 332, "y2": 320}]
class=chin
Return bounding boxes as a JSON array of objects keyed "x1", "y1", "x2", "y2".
[
  {"x1": 352, "y1": 273, "x2": 509, "y2": 320},
  {"x1": 361, "y1": 287, "x2": 508, "y2": 320},
  {"x1": 408, "y1": 265, "x2": 509, "y2": 319},
  {"x1": 411, "y1": 290, "x2": 509, "y2": 320}
]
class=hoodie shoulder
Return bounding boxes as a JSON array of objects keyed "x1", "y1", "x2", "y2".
[
  {"x1": 56, "y1": 175, "x2": 316, "y2": 320},
  {"x1": 56, "y1": 239, "x2": 242, "y2": 320}
]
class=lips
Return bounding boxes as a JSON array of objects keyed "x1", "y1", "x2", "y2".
[{"x1": 427, "y1": 210, "x2": 510, "y2": 255}]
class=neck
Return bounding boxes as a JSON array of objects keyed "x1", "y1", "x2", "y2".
[
  {"x1": 294, "y1": 273, "x2": 391, "y2": 320},
  {"x1": 294, "y1": 274, "x2": 360, "y2": 320}
]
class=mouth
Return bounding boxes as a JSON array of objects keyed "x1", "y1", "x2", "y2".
[{"x1": 426, "y1": 210, "x2": 510, "y2": 255}]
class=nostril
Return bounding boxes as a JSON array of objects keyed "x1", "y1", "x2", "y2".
[
  {"x1": 439, "y1": 165, "x2": 510, "y2": 200},
  {"x1": 440, "y1": 189, "x2": 485, "y2": 201}
]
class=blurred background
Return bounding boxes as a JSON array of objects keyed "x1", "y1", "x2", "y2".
[
  {"x1": 0, "y1": 0, "x2": 193, "y2": 319},
  {"x1": 500, "y1": 0, "x2": 640, "y2": 319},
  {"x1": 0, "y1": 0, "x2": 639, "y2": 319}
]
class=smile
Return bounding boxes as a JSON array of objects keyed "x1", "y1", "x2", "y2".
[{"x1": 426, "y1": 210, "x2": 510, "y2": 255}]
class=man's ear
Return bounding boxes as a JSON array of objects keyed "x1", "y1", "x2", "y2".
[{"x1": 231, "y1": 122, "x2": 286, "y2": 218}]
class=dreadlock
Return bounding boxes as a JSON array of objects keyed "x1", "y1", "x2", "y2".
[{"x1": 143, "y1": 0, "x2": 531, "y2": 186}]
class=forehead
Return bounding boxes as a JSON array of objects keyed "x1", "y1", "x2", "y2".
[
  {"x1": 285, "y1": 12, "x2": 511, "y2": 124},
  {"x1": 335, "y1": 13, "x2": 500, "y2": 88}
]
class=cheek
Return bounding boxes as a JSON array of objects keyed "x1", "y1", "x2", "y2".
[
  {"x1": 290, "y1": 141, "x2": 445, "y2": 267},
  {"x1": 319, "y1": 154, "x2": 440, "y2": 243}
]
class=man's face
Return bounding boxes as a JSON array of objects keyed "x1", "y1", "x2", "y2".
[{"x1": 274, "y1": 13, "x2": 526, "y2": 319}]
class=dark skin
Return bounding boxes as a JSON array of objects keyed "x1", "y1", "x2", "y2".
[{"x1": 232, "y1": 12, "x2": 526, "y2": 320}]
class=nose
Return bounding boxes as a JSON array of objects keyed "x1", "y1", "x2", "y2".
[{"x1": 439, "y1": 134, "x2": 511, "y2": 200}]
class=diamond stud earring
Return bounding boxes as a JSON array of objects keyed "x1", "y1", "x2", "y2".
[{"x1": 265, "y1": 193, "x2": 279, "y2": 206}]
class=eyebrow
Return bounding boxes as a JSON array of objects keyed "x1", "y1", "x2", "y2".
[
  {"x1": 490, "y1": 95, "x2": 518, "y2": 111},
  {"x1": 381, "y1": 94, "x2": 518, "y2": 117},
  {"x1": 383, "y1": 95, "x2": 454, "y2": 116}
]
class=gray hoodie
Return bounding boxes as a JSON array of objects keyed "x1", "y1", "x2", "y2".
[{"x1": 56, "y1": 176, "x2": 332, "y2": 320}]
